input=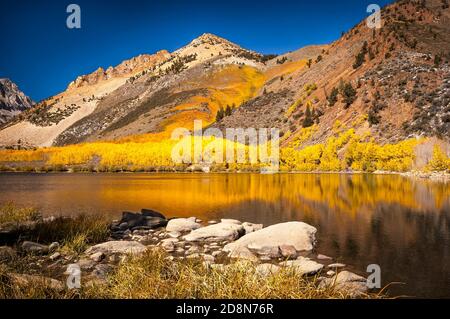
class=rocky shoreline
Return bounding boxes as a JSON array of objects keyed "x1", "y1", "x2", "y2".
[{"x1": 0, "y1": 209, "x2": 375, "y2": 298}]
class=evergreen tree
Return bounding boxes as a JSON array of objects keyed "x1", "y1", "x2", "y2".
[
  {"x1": 216, "y1": 107, "x2": 225, "y2": 122},
  {"x1": 341, "y1": 82, "x2": 357, "y2": 108},
  {"x1": 225, "y1": 105, "x2": 232, "y2": 116},
  {"x1": 302, "y1": 106, "x2": 314, "y2": 128},
  {"x1": 328, "y1": 87, "x2": 339, "y2": 106}
]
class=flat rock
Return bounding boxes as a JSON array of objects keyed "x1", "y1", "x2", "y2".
[
  {"x1": 319, "y1": 271, "x2": 368, "y2": 297},
  {"x1": 184, "y1": 222, "x2": 244, "y2": 242},
  {"x1": 10, "y1": 273, "x2": 64, "y2": 291},
  {"x1": 224, "y1": 222, "x2": 317, "y2": 256},
  {"x1": 78, "y1": 258, "x2": 97, "y2": 271},
  {"x1": 85, "y1": 241, "x2": 147, "y2": 256},
  {"x1": 166, "y1": 218, "x2": 201, "y2": 233},
  {"x1": 328, "y1": 263, "x2": 346, "y2": 269},
  {"x1": 317, "y1": 254, "x2": 333, "y2": 260},
  {"x1": 279, "y1": 257, "x2": 324, "y2": 276},
  {"x1": 229, "y1": 246, "x2": 259, "y2": 262}
]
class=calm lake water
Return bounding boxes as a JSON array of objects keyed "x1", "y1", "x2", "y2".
[{"x1": 0, "y1": 172, "x2": 449, "y2": 298}]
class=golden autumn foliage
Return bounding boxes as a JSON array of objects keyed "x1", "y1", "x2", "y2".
[
  {"x1": 0, "y1": 123, "x2": 442, "y2": 173},
  {"x1": 280, "y1": 127, "x2": 421, "y2": 172},
  {"x1": 426, "y1": 145, "x2": 450, "y2": 172}
]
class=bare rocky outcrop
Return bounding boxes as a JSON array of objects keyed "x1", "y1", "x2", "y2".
[{"x1": 0, "y1": 79, "x2": 34, "y2": 126}]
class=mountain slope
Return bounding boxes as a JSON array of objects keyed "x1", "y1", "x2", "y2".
[
  {"x1": 0, "y1": 34, "x2": 276, "y2": 148},
  {"x1": 0, "y1": 79, "x2": 34, "y2": 126},
  {"x1": 214, "y1": 0, "x2": 450, "y2": 146}
]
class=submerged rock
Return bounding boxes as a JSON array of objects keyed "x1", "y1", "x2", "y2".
[
  {"x1": 223, "y1": 222, "x2": 317, "y2": 256},
  {"x1": 317, "y1": 254, "x2": 333, "y2": 260}
]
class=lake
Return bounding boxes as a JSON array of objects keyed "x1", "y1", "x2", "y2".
[{"x1": 0, "y1": 172, "x2": 449, "y2": 298}]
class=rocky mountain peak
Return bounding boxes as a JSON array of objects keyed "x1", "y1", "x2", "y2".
[
  {"x1": 67, "y1": 50, "x2": 171, "y2": 90},
  {"x1": 0, "y1": 79, "x2": 34, "y2": 125}
]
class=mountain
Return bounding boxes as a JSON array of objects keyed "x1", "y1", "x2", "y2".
[
  {"x1": 0, "y1": 0, "x2": 449, "y2": 150},
  {"x1": 0, "y1": 79, "x2": 34, "y2": 126},
  {"x1": 213, "y1": 0, "x2": 450, "y2": 146}
]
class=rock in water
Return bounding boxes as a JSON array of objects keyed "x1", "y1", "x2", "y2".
[
  {"x1": 166, "y1": 218, "x2": 201, "y2": 232},
  {"x1": 183, "y1": 222, "x2": 245, "y2": 242},
  {"x1": 328, "y1": 263, "x2": 346, "y2": 269},
  {"x1": 223, "y1": 222, "x2": 317, "y2": 256},
  {"x1": 117, "y1": 211, "x2": 167, "y2": 230},
  {"x1": 85, "y1": 241, "x2": 147, "y2": 256},
  {"x1": 279, "y1": 257, "x2": 324, "y2": 276},
  {"x1": 141, "y1": 209, "x2": 166, "y2": 219}
]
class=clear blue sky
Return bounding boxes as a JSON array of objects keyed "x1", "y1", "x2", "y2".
[{"x1": 0, "y1": 0, "x2": 393, "y2": 101}]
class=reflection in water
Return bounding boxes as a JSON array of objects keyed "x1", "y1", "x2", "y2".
[{"x1": 0, "y1": 172, "x2": 449, "y2": 298}]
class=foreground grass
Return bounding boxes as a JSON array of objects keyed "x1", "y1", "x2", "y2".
[
  {"x1": 84, "y1": 250, "x2": 378, "y2": 299},
  {"x1": 1, "y1": 249, "x2": 379, "y2": 299}
]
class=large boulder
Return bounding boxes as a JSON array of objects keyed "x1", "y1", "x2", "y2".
[
  {"x1": 318, "y1": 271, "x2": 368, "y2": 297},
  {"x1": 166, "y1": 218, "x2": 201, "y2": 233},
  {"x1": 184, "y1": 222, "x2": 245, "y2": 242},
  {"x1": 85, "y1": 241, "x2": 147, "y2": 256},
  {"x1": 223, "y1": 222, "x2": 317, "y2": 258}
]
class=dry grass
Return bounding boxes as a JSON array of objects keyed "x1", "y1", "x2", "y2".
[
  {"x1": 0, "y1": 202, "x2": 41, "y2": 225},
  {"x1": 82, "y1": 249, "x2": 378, "y2": 299}
]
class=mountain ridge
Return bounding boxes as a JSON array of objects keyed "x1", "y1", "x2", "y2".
[{"x1": 0, "y1": 0, "x2": 449, "y2": 151}]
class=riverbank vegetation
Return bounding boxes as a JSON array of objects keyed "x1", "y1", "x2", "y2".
[{"x1": 0, "y1": 204, "x2": 383, "y2": 299}]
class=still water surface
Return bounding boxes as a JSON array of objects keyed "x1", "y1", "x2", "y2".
[{"x1": 0, "y1": 172, "x2": 449, "y2": 298}]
